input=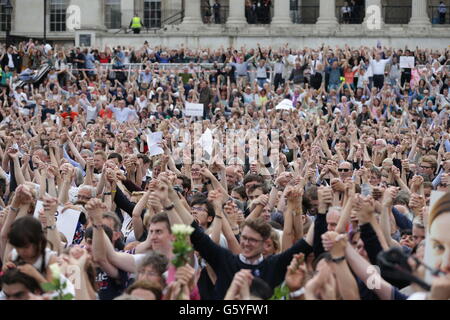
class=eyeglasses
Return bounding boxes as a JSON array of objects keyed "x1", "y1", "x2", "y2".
[
  {"x1": 191, "y1": 207, "x2": 207, "y2": 213},
  {"x1": 138, "y1": 269, "x2": 160, "y2": 278},
  {"x1": 420, "y1": 165, "x2": 432, "y2": 169},
  {"x1": 240, "y1": 235, "x2": 264, "y2": 245},
  {"x1": 338, "y1": 168, "x2": 351, "y2": 172}
]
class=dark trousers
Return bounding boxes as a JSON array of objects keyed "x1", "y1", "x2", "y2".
[
  {"x1": 373, "y1": 74, "x2": 384, "y2": 89},
  {"x1": 133, "y1": 28, "x2": 140, "y2": 34},
  {"x1": 274, "y1": 73, "x2": 284, "y2": 90},
  {"x1": 440, "y1": 13, "x2": 446, "y2": 24},
  {"x1": 401, "y1": 72, "x2": 411, "y2": 87}
]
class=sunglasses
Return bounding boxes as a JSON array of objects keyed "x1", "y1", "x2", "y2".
[{"x1": 338, "y1": 168, "x2": 351, "y2": 172}]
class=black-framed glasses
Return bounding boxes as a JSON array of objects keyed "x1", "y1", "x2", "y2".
[
  {"x1": 338, "y1": 168, "x2": 351, "y2": 172},
  {"x1": 240, "y1": 235, "x2": 264, "y2": 245}
]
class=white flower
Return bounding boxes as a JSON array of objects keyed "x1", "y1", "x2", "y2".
[
  {"x1": 49, "y1": 263, "x2": 61, "y2": 280},
  {"x1": 171, "y1": 224, "x2": 194, "y2": 236}
]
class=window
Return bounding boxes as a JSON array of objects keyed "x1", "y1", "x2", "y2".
[
  {"x1": 144, "y1": 0, "x2": 161, "y2": 28},
  {"x1": 105, "y1": 0, "x2": 121, "y2": 29},
  {"x1": 50, "y1": 0, "x2": 68, "y2": 32},
  {"x1": 0, "y1": 2, "x2": 12, "y2": 32}
]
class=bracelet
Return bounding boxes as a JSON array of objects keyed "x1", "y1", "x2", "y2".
[
  {"x1": 164, "y1": 203, "x2": 175, "y2": 211},
  {"x1": 215, "y1": 215, "x2": 223, "y2": 220},
  {"x1": 289, "y1": 287, "x2": 305, "y2": 299},
  {"x1": 330, "y1": 256, "x2": 346, "y2": 263},
  {"x1": 45, "y1": 225, "x2": 56, "y2": 230},
  {"x1": 104, "y1": 192, "x2": 112, "y2": 195},
  {"x1": 10, "y1": 206, "x2": 19, "y2": 213},
  {"x1": 93, "y1": 224, "x2": 103, "y2": 230}
]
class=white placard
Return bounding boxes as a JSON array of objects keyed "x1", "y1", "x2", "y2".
[
  {"x1": 400, "y1": 56, "x2": 415, "y2": 69},
  {"x1": 185, "y1": 102, "x2": 204, "y2": 117},
  {"x1": 199, "y1": 128, "x2": 213, "y2": 157},
  {"x1": 275, "y1": 99, "x2": 294, "y2": 110},
  {"x1": 33, "y1": 200, "x2": 81, "y2": 245},
  {"x1": 146, "y1": 131, "x2": 164, "y2": 157}
]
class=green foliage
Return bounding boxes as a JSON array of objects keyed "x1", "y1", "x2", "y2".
[
  {"x1": 171, "y1": 232, "x2": 193, "y2": 268},
  {"x1": 270, "y1": 284, "x2": 290, "y2": 300}
]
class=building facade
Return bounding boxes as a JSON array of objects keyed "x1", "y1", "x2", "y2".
[{"x1": 1, "y1": 0, "x2": 450, "y2": 48}]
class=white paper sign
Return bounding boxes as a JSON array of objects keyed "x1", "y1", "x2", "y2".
[
  {"x1": 400, "y1": 56, "x2": 415, "y2": 69},
  {"x1": 33, "y1": 200, "x2": 81, "y2": 245},
  {"x1": 146, "y1": 131, "x2": 164, "y2": 157},
  {"x1": 199, "y1": 128, "x2": 213, "y2": 157},
  {"x1": 185, "y1": 102, "x2": 204, "y2": 117},
  {"x1": 275, "y1": 99, "x2": 294, "y2": 110}
]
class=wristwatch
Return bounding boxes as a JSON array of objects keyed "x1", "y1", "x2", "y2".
[{"x1": 45, "y1": 225, "x2": 56, "y2": 230}]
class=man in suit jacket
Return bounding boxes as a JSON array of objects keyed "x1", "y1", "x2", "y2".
[{"x1": 1, "y1": 46, "x2": 21, "y2": 73}]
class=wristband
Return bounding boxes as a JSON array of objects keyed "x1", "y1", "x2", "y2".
[
  {"x1": 93, "y1": 224, "x2": 103, "y2": 230},
  {"x1": 215, "y1": 215, "x2": 223, "y2": 220},
  {"x1": 289, "y1": 287, "x2": 305, "y2": 299},
  {"x1": 45, "y1": 225, "x2": 56, "y2": 230},
  {"x1": 10, "y1": 206, "x2": 19, "y2": 213},
  {"x1": 104, "y1": 192, "x2": 112, "y2": 195},
  {"x1": 330, "y1": 256, "x2": 346, "y2": 263},
  {"x1": 164, "y1": 203, "x2": 175, "y2": 211}
]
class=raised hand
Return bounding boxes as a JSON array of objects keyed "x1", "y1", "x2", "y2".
[
  {"x1": 85, "y1": 198, "x2": 107, "y2": 224},
  {"x1": 208, "y1": 190, "x2": 223, "y2": 210},
  {"x1": 354, "y1": 194, "x2": 375, "y2": 224},
  {"x1": 285, "y1": 253, "x2": 307, "y2": 293}
]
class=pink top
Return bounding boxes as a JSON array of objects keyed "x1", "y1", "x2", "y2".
[{"x1": 165, "y1": 265, "x2": 201, "y2": 300}]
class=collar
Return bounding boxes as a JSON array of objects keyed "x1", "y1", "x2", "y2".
[{"x1": 239, "y1": 254, "x2": 264, "y2": 266}]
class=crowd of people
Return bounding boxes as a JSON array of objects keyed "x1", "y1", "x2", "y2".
[{"x1": 0, "y1": 39, "x2": 449, "y2": 301}]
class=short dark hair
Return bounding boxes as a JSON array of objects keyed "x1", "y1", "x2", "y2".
[
  {"x1": 108, "y1": 152, "x2": 123, "y2": 163},
  {"x1": 139, "y1": 252, "x2": 169, "y2": 276},
  {"x1": 190, "y1": 194, "x2": 215, "y2": 226},
  {"x1": 247, "y1": 184, "x2": 269, "y2": 195},
  {"x1": 137, "y1": 153, "x2": 151, "y2": 164},
  {"x1": 241, "y1": 218, "x2": 272, "y2": 240},
  {"x1": 0, "y1": 268, "x2": 43, "y2": 296},
  {"x1": 176, "y1": 175, "x2": 191, "y2": 191},
  {"x1": 250, "y1": 277, "x2": 273, "y2": 300},
  {"x1": 232, "y1": 186, "x2": 247, "y2": 200},
  {"x1": 85, "y1": 225, "x2": 114, "y2": 241},
  {"x1": 95, "y1": 139, "x2": 107, "y2": 149},
  {"x1": 243, "y1": 174, "x2": 265, "y2": 187},
  {"x1": 125, "y1": 280, "x2": 163, "y2": 300},
  {"x1": 150, "y1": 212, "x2": 171, "y2": 233}
]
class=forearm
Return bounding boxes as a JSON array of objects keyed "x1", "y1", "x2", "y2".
[
  {"x1": 332, "y1": 260, "x2": 360, "y2": 300},
  {"x1": 209, "y1": 208, "x2": 223, "y2": 244},
  {"x1": 282, "y1": 205, "x2": 295, "y2": 252},
  {"x1": 221, "y1": 215, "x2": 241, "y2": 255},
  {"x1": 47, "y1": 178, "x2": 57, "y2": 198},
  {"x1": 58, "y1": 179, "x2": 70, "y2": 205},
  {"x1": 344, "y1": 244, "x2": 392, "y2": 300},
  {"x1": 13, "y1": 158, "x2": 26, "y2": 185},
  {"x1": 335, "y1": 197, "x2": 353, "y2": 234}
]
